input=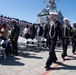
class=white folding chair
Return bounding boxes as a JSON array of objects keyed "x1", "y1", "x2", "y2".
[
  {"x1": 18, "y1": 36, "x2": 27, "y2": 54},
  {"x1": 41, "y1": 38, "x2": 47, "y2": 48},
  {"x1": 32, "y1": 39, "x2": 38, "y2": 51},
  {"x1": 26, "y1": 39, "x2": 33, "y2": 51}
]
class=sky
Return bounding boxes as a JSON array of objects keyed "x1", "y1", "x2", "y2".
[{"x1": 0, "y1": 0, "x2": 76, "y2": 25}]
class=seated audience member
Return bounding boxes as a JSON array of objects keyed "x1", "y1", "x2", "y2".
[
  {"x1": 0, "y1": 24, "x2": 9, "y2": 40},
  {"x1": 0, "y1": 24, "x2": 11, "y2": 57}
]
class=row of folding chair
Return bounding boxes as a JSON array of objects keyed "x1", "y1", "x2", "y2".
[
  {"x1": 18, "y1": 37, "x2": 38, "y2": 53},
  {"x1": 18, "y1": 36, "x2": 47, "y2": 53}
]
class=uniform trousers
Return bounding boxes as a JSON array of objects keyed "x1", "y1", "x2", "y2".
[
  {"x1": 46, "y1": 38, "x2": 57, "y2": 67},
  {"x1": 72, "y1": 38, "x2": 76, "y2": 53},
  {"x1": 62, "y1": 38, "x2": 69, "y2": 57}
]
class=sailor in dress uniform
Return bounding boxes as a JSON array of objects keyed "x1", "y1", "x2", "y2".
[
  {"x1": 61, "y1": 18, "x2": 72, "y2": 60},
  {"x1": 72, "y1": 22, "x2": 76, "y2": 54},
  {"x1": 45, "y1": 12, "x2": 62, "y2": 69}
]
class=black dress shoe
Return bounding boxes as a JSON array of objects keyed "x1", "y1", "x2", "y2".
[
  {"x1": 65, "y1": 54, "x2": 67, "y2": 56},
  {"x1": 53, "y1": 61, "x2": 57, "y2": 63},
  {"x1": 46, "y1": 66, "x2": 51, "y2": 70},
  {"x1": 45, "y1": 65, "x2": 50, "y2": 69},
  {"x1": 53, "y1": 59, "x2": 58, "y2": 63},
  {"x1": 72, "y1": 51, "x2": 75, "y2": 54},
  {"x1": 45, "y1": 65, "x2": 48, "y2": 68},
  {"x1": 61, "y1": 55, "x2": 65, "y2": 60},
  {"x1": 62, "y1": 56, "x2": 65, "y2": 60}
]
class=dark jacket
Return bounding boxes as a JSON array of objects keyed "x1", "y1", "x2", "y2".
[
  {"x1": 44, "y1": 21, "x2": 62, "y2": 39},
  {"x1": 72, "y1": 27, "x2": 76, "y2": 38},
  {"x1": 62, "y1": 25, "x2": 72, "y2": 39},
  {"x1": 11, "y1": 25, "x2": 20, "y2": 40}
]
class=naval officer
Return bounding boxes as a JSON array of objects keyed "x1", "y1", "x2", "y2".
[
  {"x1": 45, "y1": 12, "x2": 62, "y2": 69},
  {"x1": 61, "y1": 18, "x2": 72, "y2": 60},
  {"x1": 72, "y1": 22, "x2": 76, "y2": 54}
]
